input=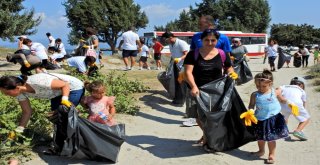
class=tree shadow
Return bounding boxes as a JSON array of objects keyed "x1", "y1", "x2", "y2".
[
  {"x1": 125, "y1": 135, "x2": 205, "y2": 159},
  {"x1": 139, "y1": 90, "x2": 185, "y2": 117},
  {"x1": 137, "y1": 111, "x2": 182, "y2": 125}
]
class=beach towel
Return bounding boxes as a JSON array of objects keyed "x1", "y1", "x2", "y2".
[{"x1": 195, "y1": 76, "x2": 255, "y2": 152}]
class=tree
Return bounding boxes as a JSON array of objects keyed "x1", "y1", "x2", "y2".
[
  {"x1": 270, "y1": 23, "x2": 320, "y2": 46},
  {"x1": 64, "y1": 0, "x2": 148, "y2": 54},
  {"x1": 157, "y1": 0, "x2": 270, "y2": 33},
  {"x1": 0, "y1": 1, "x2": 41, "y2": 41}
]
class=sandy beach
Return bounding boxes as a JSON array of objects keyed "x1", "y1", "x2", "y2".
[{"x1": 19, "y1": 56, "x2": 320, "y2": 165}]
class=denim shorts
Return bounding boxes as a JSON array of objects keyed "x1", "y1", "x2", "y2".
[{"x1": 50, "y1": 88, "x2": 85, "y2": 110}]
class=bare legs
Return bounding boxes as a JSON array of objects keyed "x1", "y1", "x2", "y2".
[{"x1": 253, "y1": 140, "x2": 276, "y2": 163}]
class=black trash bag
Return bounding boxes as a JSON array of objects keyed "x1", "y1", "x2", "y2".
[
  {"x1": 195, "y1": 76, "x2": 255, "y2": 152},
  {"x1": 233, "y1": 57, "x2": 253, "y2": 85},
  {"x1": 87, "y1": 65, "x2": 99, "y2": 77},
  {"x1": 277, "y1": 47, "x2": 292, "y2": 69},
  {"x1": 157, "y1": 59, "x2": 176, "y2": 98},
  {"x1": 185, "y1": 87, "x2": 198, "y2": 118},
  {"x1": 55, "y1": 105, "x2": 125, "y2": 162},
  {"x1": 293, "y1": 53, "x2": 302, "y2": 68}
]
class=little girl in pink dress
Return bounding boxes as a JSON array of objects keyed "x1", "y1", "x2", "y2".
[{"x1": 81, "y1": 81, "x2": 116, "y2": 126}]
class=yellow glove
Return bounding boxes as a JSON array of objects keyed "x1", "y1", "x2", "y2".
[
  {"x1": 24, "y1": 60, "x2": 31, "y2": 68},
  {"x1": 83, "y1": 44, "x2": 89, "y2": 49},
  {"x1": 61, "y1": 96, "x2": 72, "y2": 107},
  {"x1": 8, "y1": 131, "x2": 16, "y2": 140},
  {"x1": 229, "y1": 71, "x2": 238, "y2": 80},
  {"x1": 240, "y1": 109, "x2": 258, "y2": 126},
  {"x1": 230, "y1": 56, "x2": 235, "y2": 61},
  {"x1": 174, "y1": 58, "x2": 181, "y2": 64},
  {"x1": 177, "y1": 72, "x2": 185, "y2": 84},
  {"x1": 288, "y1": 101, "x2": 299, "y2": 116}
]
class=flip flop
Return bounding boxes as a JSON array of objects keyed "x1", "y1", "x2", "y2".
[{"x1": 265, "y1": 158, "x2": 275, "y2": 164}]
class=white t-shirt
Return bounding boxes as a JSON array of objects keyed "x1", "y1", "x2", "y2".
[
  {"x1": 265, "y1": 44, "x2": 278, "y2": 57},
  {"x1": 169, "y1": 38, "x2": 189, "y2": 58},
  {"x1": 16, "y1": 73, "x2": 83, "y2": 101},
  {"x1": 140, "y1": 45, "x2": 149, "y2": 57},
  {"x1": 56, "y1": 43, "x2": 67, "y2": 55},
  {"x1": 21, "y1": 45, "x2": 30, "y2": 50},
  {"x1": 48, "y1": 36, "x2": 55, "y2": 47},
  {"x1": 67, "y1": 56, "x2": 87, "y2": 73},
  {"x1": 50, "y1": 53, "x2": 64, "y2": 61},
  {"x1": 31, "y1": 42, "x2": 48, "y2": 60},
  {"x1": 280, "y1": 85, "x2": 307, "y2": 112},
  {"x1": 120, "y1": 30, "x2": 139, "y2": 50}
]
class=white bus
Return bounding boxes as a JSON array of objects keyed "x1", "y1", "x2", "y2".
[{"x1": 143, "y1": 31, "x2": 267, "y2": 57}]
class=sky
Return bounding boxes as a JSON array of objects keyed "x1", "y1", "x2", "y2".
[{"x1": 1, "y1": 0, "x2": 320, "y2": 49}]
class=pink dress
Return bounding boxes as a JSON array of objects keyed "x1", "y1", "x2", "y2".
[{"x1": 83, "y1": 96, "x2": 116, "y2": 126}]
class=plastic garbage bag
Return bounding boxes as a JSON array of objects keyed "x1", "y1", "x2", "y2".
[
  {"x1": 293, "y1": 53, "x2": 302, "y2": 68},
  {"x1": 157, "y1": 59, "x2": 176, "y2": 98},
  {"x1": 278, "y1": 47, "x2": 292, "y2": 69},
  {"x1": 195, "y1": 76, "x2": 255, "y2": 152},
  {"x1": 233, "y1": 57, "x2": 253, "y2": 85},
  {"x1": 55, "y1": 105, "x2": 125, "y2": 162}
]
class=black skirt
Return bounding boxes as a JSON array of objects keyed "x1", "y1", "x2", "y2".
[{"x1": 253, "y1": 113, "x2": 289, "y2": 141}]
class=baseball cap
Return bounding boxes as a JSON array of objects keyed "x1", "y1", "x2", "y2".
[
  {"x1": 290, "y1": 77, "x2": 306, "y2": 85},
  {"x1": 18, "y1": 35, "x2": 27, "y2": 39},
  {"x1": 233, "y1": 38, "x2": 241, "y2": 41}
]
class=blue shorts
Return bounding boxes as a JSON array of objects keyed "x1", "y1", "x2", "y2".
[
  {"x1": 50, "y1": 88, "x2": 85, "y2": 110},
  {"x1": 122, "y1": 49, "x2": 138, "y2": 58}
]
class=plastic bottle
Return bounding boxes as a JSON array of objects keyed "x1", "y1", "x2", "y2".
[{"x1": 98, "y1": 111, "x2": 108, "y2": 121}]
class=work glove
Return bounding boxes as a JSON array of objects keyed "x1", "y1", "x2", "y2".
[
  {"x1": 229, "y1": 71, "x2": 238, "y2": 80},
  {"x1": 287, "y1": 100, "x2": 299, "y2": 116},
  {"x1": 174, "y1": 58, "x2": 181, "y2": 64},
  {"x1": 8, "y1": 131, "x2": 16, "y2": 140},
  {"x1": 61, "y1": 96, "x2": 72, "y2": 107},
  {"x1": 24, "y1": 60, "x2": 31, "y2": 68},
  {"x1": 240, "y1": 109, "x2": 258, "y2": 126},
  {"x1": 14, "y1": 126, "x2": 25, "y2": 133},
  {"x1": 83, "y1": 44, "x2": 89, "y2": 49},
  {"x1": 79, "y1": 39, "x2": 86, "y2": 43}
]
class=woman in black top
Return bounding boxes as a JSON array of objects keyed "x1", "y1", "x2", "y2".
[{"x1": 184, "y1": 29, "x2": 237, "y2": 144}]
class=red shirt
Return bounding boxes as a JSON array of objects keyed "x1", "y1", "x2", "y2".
[{"x1": 153, "y1": 41, "x2": 163, "y2": 53}]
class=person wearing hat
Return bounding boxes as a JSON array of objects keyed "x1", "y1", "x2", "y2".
[
  {"x1": 276, "y1": 77, "x2": 310, "y2": 141},
  {"x1": 162, "y1": 31, "x2": 189, "y2": 105},
  {"x1": 17, "y1": 35, "x2": 27, "y2": 49},
  {"x1": 230, "y1": 37, "x2": 248, "y2": 64}
]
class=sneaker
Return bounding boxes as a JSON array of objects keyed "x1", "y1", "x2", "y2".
[
  {"x1": 182, "y1": 118, "x2": 198, "y2": 127},
  {"x1": 139, "y1": 67, "x2": 142, "y2": 70},
  {"x1": 156, "y1": 67, "x2": 160, "y2": 70},
  {"x1": 293, "y1": 131, "x2": 308, "y2": 141},
  {"x1": 147, "y1": 67, "x2": 151, "y2": 70}
]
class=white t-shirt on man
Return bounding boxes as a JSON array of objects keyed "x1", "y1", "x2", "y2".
[
  {"x1": 67, "y1": 56, "x2": 87, "y2": 73},
  {"x1": 169, "y1": 38, "x2": 189, "y2": 58},
  {"x1": 120, "y1": 30, "x2": 139, "y2": 50},
  {"x1": 48, "y1": 36, "x2": 55, "y2": 47},
  {"x1": 31, "y1": 42, "x2": 48, "y2": 60}
]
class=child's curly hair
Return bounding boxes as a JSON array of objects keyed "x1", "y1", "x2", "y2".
[{"x1": 84, "y1": 80, "x2": 105, "y2": 93}]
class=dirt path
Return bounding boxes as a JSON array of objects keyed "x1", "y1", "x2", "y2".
[{"x1": 14, "y1": 56, "x2": 320, "y2": 165}]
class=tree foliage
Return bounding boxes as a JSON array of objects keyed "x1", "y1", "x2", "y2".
[
  {"x1": 64, "y1": 0, "x2": 148, "y2": 53},
  {"x1": 270, "y1": 23, "x2": 320, "y2": 46},
  {"x1": 155, "y1": 0, "x2": 270, "y2": 33},
  {"x1": 0, "y1": 0, "x2": 41, "y2": 41}
]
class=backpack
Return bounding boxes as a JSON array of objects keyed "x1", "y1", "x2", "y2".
[{"x1": 194, "y1": 48, "x2": 226, "y2": 67}]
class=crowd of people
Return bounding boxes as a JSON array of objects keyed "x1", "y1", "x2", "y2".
[{"x1": 1, "y1": 15, "x2": 313, "y2": 165}]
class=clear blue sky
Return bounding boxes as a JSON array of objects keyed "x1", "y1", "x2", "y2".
[{"x1": 1, "y1": 0, "x2": 320, "y2": 49}]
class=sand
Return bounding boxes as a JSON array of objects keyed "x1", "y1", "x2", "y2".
[{"x1": 19, "y1": 56, "x2": 320, "y2": 165}]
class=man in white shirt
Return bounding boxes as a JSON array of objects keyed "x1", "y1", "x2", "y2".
[
  {"x1": 162, "y1": 31, "x2": 189, "y2": 105},
  {"x1": 46, "y1": 32, "x2": 56, "y2": 47},
  {"x1": 55, "y1": 38, "x2": 67, "y2": 56},
  {"x1": 118, "y1": 27, "x2": 141, "y2": 70}
]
